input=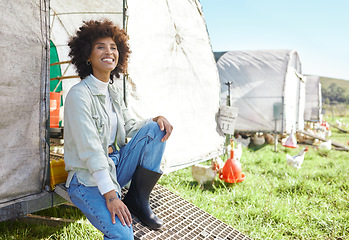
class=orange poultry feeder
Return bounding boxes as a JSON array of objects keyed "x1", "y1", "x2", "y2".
[{"x1": 219, "y1": 142, "x2": 246, "y2": 183}]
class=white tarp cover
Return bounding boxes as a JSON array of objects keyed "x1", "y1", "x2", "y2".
[
  {"x1": 304, "y1": 75, "x2": 322, "y2": 121},
  {"x1": 216, "y1": 50, "x2": 305, "y2": 133},
  {"x1": 51, "y1": 0, "x2": 224, "y2": 173},
  {"x1": 126, "y1": 0, "x2": 224, "y2": 172},
  {"x1": 0, "y1": 0, "x2": 49, "y2": 204},
  {"x1": 50, "y1": 0, "x2": 124, "y2": 111}
]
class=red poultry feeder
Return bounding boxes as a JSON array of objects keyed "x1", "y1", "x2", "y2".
[
  {"x1": 282, "y1": 130, "x2": 298, "y2": 148},
  {"x1": 219, "y1": 145, "x2": 245, "y2": 183}
]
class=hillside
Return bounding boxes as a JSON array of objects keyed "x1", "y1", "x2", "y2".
[{"x1": 318, "y1": 76, "x2": 349, "y2": 93}]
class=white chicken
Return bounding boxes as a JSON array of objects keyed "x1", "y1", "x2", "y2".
[
  {"x1": 286, "y1": 147, "x2": 308, "y2": 170},
  {"x1": 318, "y1": 140, "x2": 332, "y2": 150},
  {"x1": 191, "y1": 157, "x2": 224, "y2": 189},
  {"x1": 235, "y1": 134, "x2": 251, "y2": 148},
  {"x1": 234, "y1": 143, "x2": 243, "y2": 161},
  {"x1": 252, "y1": 132, "x2": 265, "y2": 146},
  {"x1": 336, "y1": 119, "x2": 343, "y2": 127}
]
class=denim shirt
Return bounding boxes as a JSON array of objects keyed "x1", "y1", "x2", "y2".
[{"x1": 64, "y1": 75, "x2": 147, "y2": 196}]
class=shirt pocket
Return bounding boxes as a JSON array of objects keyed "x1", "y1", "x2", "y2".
[{"x1": 92, "y1": 114, "x2": 106, "y2": 133}]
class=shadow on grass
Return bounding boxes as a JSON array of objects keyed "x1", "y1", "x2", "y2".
[
  {"x1": 187, "y1": 178, "x2": 243, "y2": 193},
  {"x1": 247, "y1": 143, "x2": 269, "y2": 151},
  {"x1": 0, "y1": 217, "x2": 69, "y2": 240},
  {"x1": 0, "y1": 204, "x2": 86, "y2": 240}
]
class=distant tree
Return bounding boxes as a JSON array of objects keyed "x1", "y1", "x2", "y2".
[{"x1": 322, "y1": 83, "x2": 348, "y2": 104}]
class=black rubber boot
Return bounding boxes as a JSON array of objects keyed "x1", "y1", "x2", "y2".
[{"x1": 123, "y1": 166, "x2": 163, "y2": 230}]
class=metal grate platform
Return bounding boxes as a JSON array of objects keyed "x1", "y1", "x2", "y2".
[
  {"x1": 122, "y1": 185, "x2": 251, "y2": 240},
  {"x1": 50, "y1": 149, "x2": 251, "y2": 240}
]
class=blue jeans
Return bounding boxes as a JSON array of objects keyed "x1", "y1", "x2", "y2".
[{"x1": 67, "y1": 122, "x2": 166, "y2": 239}]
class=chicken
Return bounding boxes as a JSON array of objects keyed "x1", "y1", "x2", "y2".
[
  {"x1": 215, "y1": 156, "x2": 225, "y2": 175},
  {"x1": 336, "y1": 119, "x2": 343, "y2": 127},
  {"x1": 318, "y1": 140, "x2": 332, "y2": 150},
  {"x1": 315, "y1": 123, "x2": 330, "y2": 138},
  {"x1": 296, "y1": 132, "x2": 306, "y2": 144},
  {"x1": 313, "y1": 138, "x2": 320, "y2": 146},
  {"x1": 235, "y1": 134, "x2": 250, "y2": 148},
  {"x1": 304, "y1": 122, "x2": 314, "y2": 131},
  {"x1": 234, "y1": 143, "x2": 243, "y2": 161},
  {"x1": 251, "y1": 132, "x2": 265, "y2": 146},
  {"x1": 286, "y1": 147, "x2": 308, "y2": 170},
  {"x1": 191, "y1": 157, "x2": 224, "y2": 188},
  {"x1": 264, "y1": 133, "x2": 275, "y2": 145},
  {"x1": 325, "y1": 129, "x2": 332, "y2": 137},
  {"x1": 281, "y1": 136, "x2": 287, "y2": 145}
]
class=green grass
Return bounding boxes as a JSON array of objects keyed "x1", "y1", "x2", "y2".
[
  {"x1": 323, "y1": 104, "x2": 349, "y2": 119},
  {"x1": 0, "y1": 205, "x2": 103, "y2": 240},
  {"x1": 0, "y1": 116, "x2": 348, "y2": 240},
  {"x1": 324, "y1": 114, "x2": 349, "y2": 146},
  {"x1": 159, "y1": 144, "x2": 349, "y2": 239}
]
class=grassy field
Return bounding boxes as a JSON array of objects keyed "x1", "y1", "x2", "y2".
[
  {"x1": 0, "y1": 115, "x2": 348, "y2": 240},
  {"x1": 323, "y1": 104, "x2": 349, "y2": 121},
  {"x1": 160, "y1": 144, "x2": 349, "y2": 239}
]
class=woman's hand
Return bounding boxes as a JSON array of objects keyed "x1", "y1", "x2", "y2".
[
  {"x1": 104, "y1": 190, "x2": 132, "y2": 227},
  {"x1": 153, "y1": 116, "x2": 173, "y2": 142}
]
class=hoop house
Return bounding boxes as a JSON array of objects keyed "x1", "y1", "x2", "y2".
[
  {"x1": 1, "y1": 0, "x2": 223, "y2": 221},
  {"x1": 304, "y1": 75, "x2": 322, "y2": 122},
  {"x1": 50, "y1": 0, "x2": 224, "y2": 173},
  {"x1": 50, "y1": 0, "x2": 124, "y2": 112},
  {"x1": 0, "y1": 0, "x2": 52, "y2": 221},
  {"x1": 126, "y1": 0, "x2": 224, "y2": 172},
  {"x1": 215, "y1": 50, "x2": 305, "y2": 133}
]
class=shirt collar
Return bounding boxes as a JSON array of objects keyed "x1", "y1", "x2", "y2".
[{"x1": 84, "y1": 74, "x2": 109, "y2": 96}]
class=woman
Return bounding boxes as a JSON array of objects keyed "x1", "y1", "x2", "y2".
[{"x1": 64, "y1": 20, "x2": 173, "y2": 239}]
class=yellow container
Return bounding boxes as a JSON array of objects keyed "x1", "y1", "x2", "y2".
[{"x1": 50, "y1": 158, "x2": 68, "y2": 190}]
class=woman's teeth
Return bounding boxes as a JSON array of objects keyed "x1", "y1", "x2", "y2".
[{"x1": 102, "y1": 58, "x2": 113, "y2": 63}]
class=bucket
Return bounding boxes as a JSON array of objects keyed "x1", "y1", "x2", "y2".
[{"x1": 50, "y1": 92, "x2": 61, "y2": 128}]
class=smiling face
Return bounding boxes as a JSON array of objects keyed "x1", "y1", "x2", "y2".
[{"x1": 88, "y1": 37, "x2": 119, "y2": 82}]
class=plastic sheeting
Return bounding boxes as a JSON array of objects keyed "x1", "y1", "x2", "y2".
[
  {"x1": 304, "y1": 75, "x2": 322, "y2": 121},
  {"x1": 0, "y1": 0, "x2": 49, "y2": 204},
  {"x1": 50, "y1": 0, "x2": 124, "y2": 116},
  {"x1": 51, "y1": 0, "x2": 224, "y2": 173},
  {"x1": 126, "y1": 0, "x2": 224, "y2": 172},
  {"x1": 215, "y1": 50, "x2": 305, "y2": 133}
]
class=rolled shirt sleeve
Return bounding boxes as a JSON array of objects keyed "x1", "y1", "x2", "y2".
[{"x1": 92, "y1": 169, "x2": 115, "y2": 195}]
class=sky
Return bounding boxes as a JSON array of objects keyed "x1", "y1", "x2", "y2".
[{"x1": 200, "y1": 0, "x2": 349, "y2": 80}]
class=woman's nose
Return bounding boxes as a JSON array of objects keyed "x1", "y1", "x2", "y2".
[{"x1": 105, "y1": 47, "x2": 114, "y2": 54}]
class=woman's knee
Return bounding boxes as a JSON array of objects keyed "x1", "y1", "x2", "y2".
[{"x1": 145, "y1": 121, "x2": 165, "y2": 137}]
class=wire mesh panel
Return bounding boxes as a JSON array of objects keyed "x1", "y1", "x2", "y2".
[{"x1": 122, "y1": 185, "x2": 251, "y2": 240}]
